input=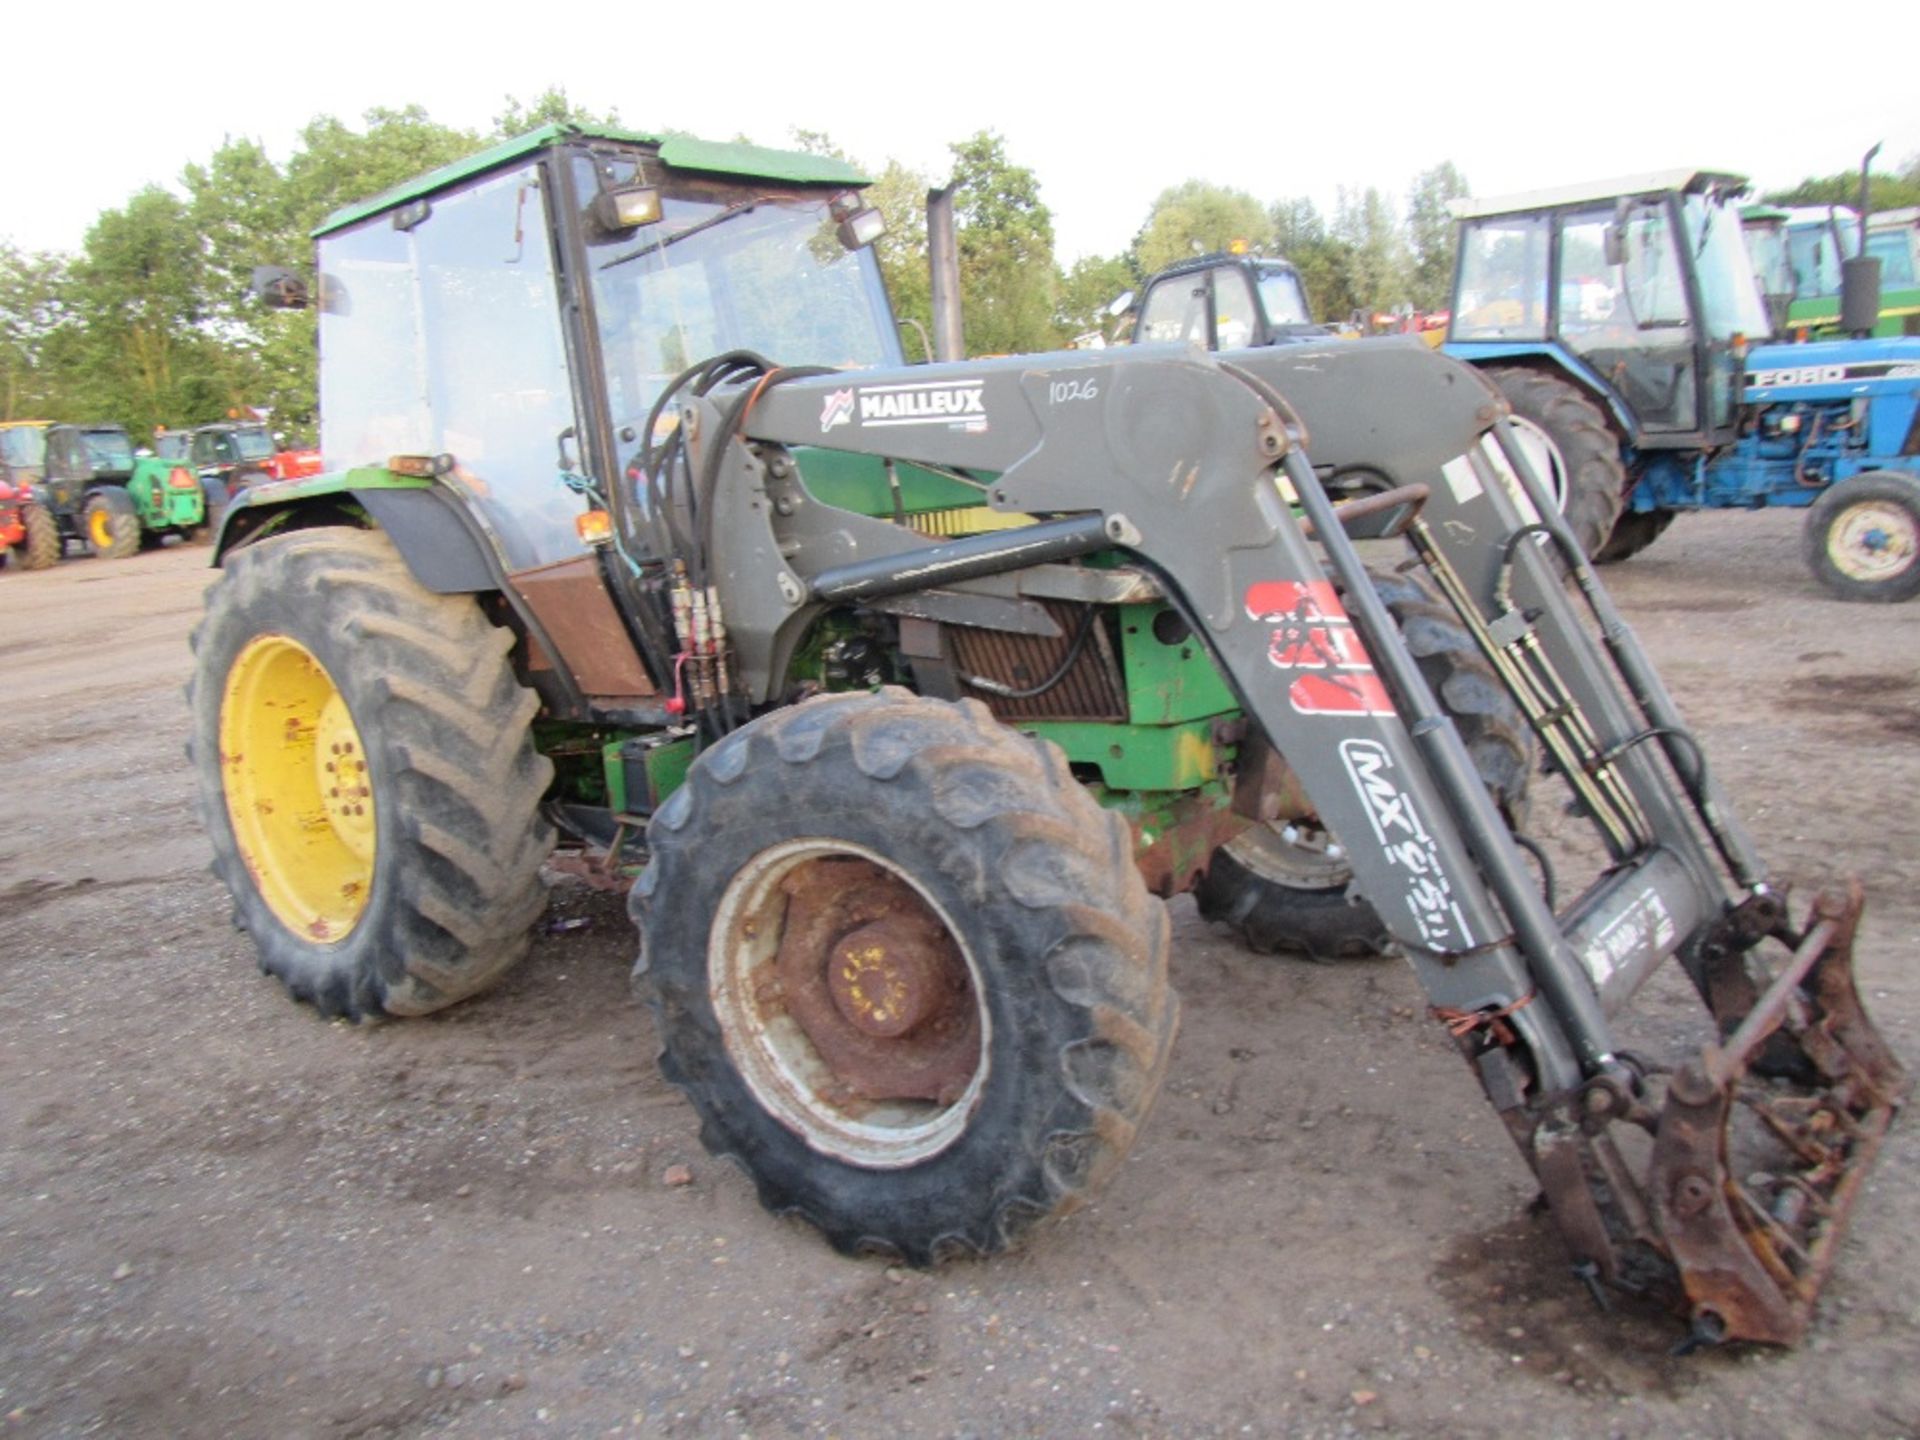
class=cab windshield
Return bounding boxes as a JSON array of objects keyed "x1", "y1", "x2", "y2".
[
  {"x1": 588, "y1": 191, "x2": 902, "y2": 448},
  {"x1": 231, "y1": 429, "x2": 277, "y2": 460},
  {"x1": 1256, "y1": 268, "x2": 1312, "y2": 326},
  {"x1": 0, "y1": 426, "x2": 46, "y2": 468},
  {"x1": 81, "y1": 431, "x2": 135, "y2": 470}
]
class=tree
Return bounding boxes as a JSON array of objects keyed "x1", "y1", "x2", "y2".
[
  {"x1": 1405, "y1": 162, "x2": 1468, "y2": 311},
  {"x1": 493, "y1": 87, "x2": 624, "y2": 138},
  {"x1": 1056, "y1": 254, "x2": 1135, "y2": 345},
  {"x1": 867, "y1": 161, "x2": 936, "y2": 361},
  {"x1": 0, "y1": 244, "x2": 75, "y2": 419},
  {"x1": 1331, "y1": 186, "x2": 1410, "y2": 319},
  {"x1": 1269, "y1": 197, "x2": 1345, "y2": 321},
  {"x1": 282, "y1": 106, "x2": 481, "y2": 241},
  {"x1": 1765, "y1": 165, "x2": 1920, "y2": 212},
  {"x1": 1131, "y1": 181, "x2": 1272, "y2": 276},
  {"x1": 62, "y1": 188, "x2": 239, "y2": 433},
  {"x1": 946, "y1": 132, "x2": 1060, "y2": 356}
]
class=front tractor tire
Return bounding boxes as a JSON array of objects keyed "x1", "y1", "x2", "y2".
[
  {"x1": 1803, "y1": 470, "x2": 1920, "y2": 603},
  {"x1": 633, "y1": 689, "x2": 1178, "y2": 1263},
  {"x1": 1196, "y1": 569, "x2": 1533, "y2": 960},
  {"x1": 1483, "y1": 365, "x2": 1628, "y2": 560},
  {"x1": 189, "y1": 527, "x2": 554, "y2": 1019},
  {"x1": 83, "y1": 486, "x2": 141, "y2": 559}
]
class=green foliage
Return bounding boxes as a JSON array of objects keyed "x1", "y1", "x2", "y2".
[
  {"x1": 1405, "y1": 162, "x2": 1469, "y2": 311},
  {"x1": 1330, "y1": 186, "x2": 1411, "y2": 320},
  {"x1": 868, "y1": 161, "x2": 936, "y2": 360},
  {"x1": 30, "y1": 111, "x2": 1912, "y2": 445},
  {"x1": 1132, "y1": 181, "x2": 1272, "y2": 275},
  {"x1": 0, "y1": 244, "x2": 73, "y2": 419},
  {"x1": 1268, "y1": 197, "x2": 1342, "y2": 320},
  {"x1": 492, "y1": 87, "x2": 623, "y2": 137},
  {"x1": 948, "y1": 132, "x2": 1060, "y2": 355},
  {"x1": 1763, "y1": 154, "x2": 1920, "y2": 212},
  {"x1": 63, "y1": 188, "x2": 232, "y2": 433},
  {"x1": 1057, "y1": 254, "x2": 1136, "y2": 345}
]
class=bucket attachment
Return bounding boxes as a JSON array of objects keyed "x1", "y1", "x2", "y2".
[
  {"x1": 1534, "y1": 882, "x2": 1908, "y2": 1347},
  {"x1": 1650, "y1": 881, "x2": 1907, "y2": 1346}
]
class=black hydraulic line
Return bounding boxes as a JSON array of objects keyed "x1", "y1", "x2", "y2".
[
  {"x1": 808, "y1": 515, "x2": 1115, "y2": 604},
  {"x1": 1485, "y1": 419, "x2": 1766, "y2": 888},
  {"x1": 1410, "y1": 519, "x2": 1649, "y2": 859},
  {"x1": 962, "y1": 604, "x2": 1100, "y2": 699}
]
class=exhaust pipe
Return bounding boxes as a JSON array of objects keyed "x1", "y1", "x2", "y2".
[
  {"x1": 927, "y1": 186, "x2": 964, "y2": 361},
  {"x1": 1840, "y1": 143, "x2": 1883, "y2": 337}
]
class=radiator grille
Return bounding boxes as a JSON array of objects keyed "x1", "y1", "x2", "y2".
[{"x1": 947, "y1": 601, "x2": 1126, "y2": 723}]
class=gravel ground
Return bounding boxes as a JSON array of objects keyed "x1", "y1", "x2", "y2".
[{"x1": 1, "y1": 510, "x2": 1916, "y2": 1439}]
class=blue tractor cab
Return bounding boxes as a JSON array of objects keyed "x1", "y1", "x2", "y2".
[{"x1": 1445, "y1": 170, "x2": 1920, "y2": 600}]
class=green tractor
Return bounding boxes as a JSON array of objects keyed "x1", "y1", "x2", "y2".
[
  {"x1": 39, "y1": 423, "x2": 206, "y2": 557},
  {"x1": 198, "y1": 125, "x2": 1904, "y2": 1347}
]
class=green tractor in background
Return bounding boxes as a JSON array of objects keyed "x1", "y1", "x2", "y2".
[{"x1": 38, "y1": 423, "x2": 206, "y2": 558}]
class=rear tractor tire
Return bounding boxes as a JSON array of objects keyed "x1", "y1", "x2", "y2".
[
  {"x1": 20, "y1": 503, "x2": 59, "y2": 570},
  {"x1": 83, "y1": 487, "x2": 141, "y2": 560},
  {"x1": 633, "y1": 688, "x2": 1178, "y2": 1263},
  {"x1": 1483, "y1": 365, "x2": 1628, "y2": 560},
  {"x1": 1592, "y1": 506, "x2": 1676, "y2": 565},
  {"x1": 1196, "y1": 568, "x2": 1534, "y2": 960},
  {"x1": 1803, "y1": 471, "x2": 1920, "y2": 603},
  {"x1": 188, "y1": 527, "x2": 555, "y2": 1018}
]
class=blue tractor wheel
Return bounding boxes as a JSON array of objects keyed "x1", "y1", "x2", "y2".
[{"x1": 1803, "y1": 470, "x2": 1920, "y2": 603}]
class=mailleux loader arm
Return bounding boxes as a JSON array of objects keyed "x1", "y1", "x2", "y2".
[{"x1": 658, "y1": 338, "x2": 1903, "y2": 1347}]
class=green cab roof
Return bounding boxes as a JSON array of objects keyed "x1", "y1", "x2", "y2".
[{"x1": 313, "y1": 124, "x2": 869, "y2": 238}]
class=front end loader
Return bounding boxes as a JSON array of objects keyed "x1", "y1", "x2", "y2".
[{"x1": 193, "y1": 125, "x2": 1904, "y2": 1348}]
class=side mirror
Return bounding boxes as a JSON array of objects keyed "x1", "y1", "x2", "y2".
[
  {"x1": 1603, "y1": 226, "x2": 1626, "y2": 268},
  {"x1": 250, "y1": 266, "x2": 309, "y2": 309},
  {"x1": 1107, "y1": 290, "x2": 1136, "y2": 318}
]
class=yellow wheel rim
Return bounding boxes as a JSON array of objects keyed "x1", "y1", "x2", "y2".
[
  {"x1": 220, "y1": 635, "x2": 376, "y2": 942},
  {"x1": 89, "y1": 506, "x2": 113, "y2": 549}
]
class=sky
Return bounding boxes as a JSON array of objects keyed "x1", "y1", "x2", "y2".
[{"x1": 4, "y1": 1, "x2": 1915, "y2": 265}]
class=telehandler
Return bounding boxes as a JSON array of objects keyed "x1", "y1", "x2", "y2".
[{"x1": 198, "y1": 125, "x2": 1904, "y2": 1348}]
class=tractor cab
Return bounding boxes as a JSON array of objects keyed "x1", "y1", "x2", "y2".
[
  {"x1": 270, "y1": 125, "x2": 902, "y2": 578},
  {"x1": 0, "y1": 421, "x2": 51, "y2": 485},
  {"x1": 1130, "y1": 252, "x2": 1326, "y2": 350},
  {"x1": 1446, "y1": 170, "x2": 1769, "y2": 450},
  {"x1": 44, "y1": 425, "x2": 137, "y2": 491},
  {"x1": 188, "y1": 422, "x2": 278, "y2": 488}
]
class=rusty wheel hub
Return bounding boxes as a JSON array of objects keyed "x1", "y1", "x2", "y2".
[{"x1": 710, "y1": 840, "x2": 989, "y2": 1168}]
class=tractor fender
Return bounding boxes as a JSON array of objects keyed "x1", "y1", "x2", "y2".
[
  {"x1": 212, "y1": 472, "x2": 591, "y2": 717},
  {"x1": 1443, "y1": 342, "x2": 1636, "y2": 441},
  {"x1": 215, "y1": 475, "x2": 503, "y2": 594}
]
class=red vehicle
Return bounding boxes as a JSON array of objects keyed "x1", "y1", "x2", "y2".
[
  {"x1": 0, "y1": 473, "x2": 58, "y2": 570},
  {"x1": 268, "y1": 444, "x2": 323, "y2": 480}
]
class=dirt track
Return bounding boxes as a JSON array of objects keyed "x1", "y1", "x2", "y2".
[{"x1": 2, "y1": 512, "x2": 1917, "y2": 1439}]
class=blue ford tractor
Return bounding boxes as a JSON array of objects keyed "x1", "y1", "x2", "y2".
[{"x1": 1444, "y1": 169, "x2": 1920, "y2": 600}]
